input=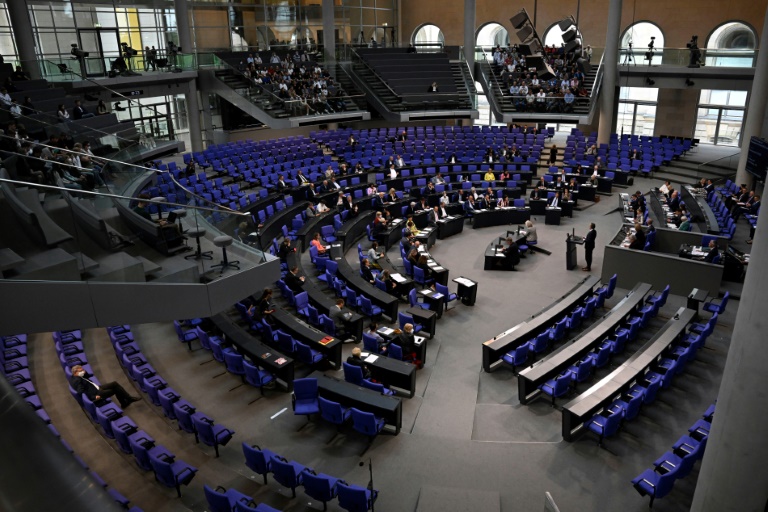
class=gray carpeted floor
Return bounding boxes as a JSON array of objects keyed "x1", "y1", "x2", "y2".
[{"x1": 26, "y1": 146, "x2": 744, "y2": 511}]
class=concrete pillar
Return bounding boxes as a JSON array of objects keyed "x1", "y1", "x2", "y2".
[
  {"x1": 174, "y1": 0, "x2": 193, "y2": 53},
  {"x1": 6, "y1": 0, "x2": 41, "y2": 79},
  {"x1": 200, "y1": 89, "x2": 214, "y2": 148},
  {"x1": 463, "y1": 0, "x2": 476, "y2": 79},
  {"x1": 735, "y1": 7, "x2": 768, "y2": 188},
  {"x1": 690, "y1": 201, "x2": 768, "y2": 511},
  {"x1": 597, "y1": 0, "x2": 622, "y2": 146},
  {"x1": 322, "y1": 0, "x2": 335, "y2": 65},
  {"x1": 186, "y1": 80, "x2": 203, "y2": 152}
]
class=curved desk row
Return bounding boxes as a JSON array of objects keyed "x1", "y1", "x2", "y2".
[
  {"x1": 561, "y1": 307, "x2": 695, "y2": 441},
  {"x1": 517, "y1": 282, "x2": 652, "y2": 404},
  {"x1": 270, "y1": 308, "x2": 342, "y2": 369},
  {"x1": 211, "y1": 312, "x2": 295, "y2": 392},
  {"x1": 482, "y1": 275, "x2": 601, "y2": 372}
]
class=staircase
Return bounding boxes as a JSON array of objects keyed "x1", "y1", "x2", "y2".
[
  {"x1": 348, "y1": 60, "x2": 478, "y2": 121},
  {"x1": 451, "y1": 61, "x2": 476, "y2": 111}
]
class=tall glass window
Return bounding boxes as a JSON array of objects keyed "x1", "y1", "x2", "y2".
[
  {"x1": 620, "y1": 21, "x2": 664, "y2": 66},
  {"x1": 617, "y1": 87, "x2": 658, "y2": 136},
  {"x1": 412, "y1": 23, "x2": 444, "y2": 49},
  {"x1": 705, "y1": 22, "x2": 756, "y2": 67},
  {"x1": 476, "y1": 22, "x2": 509, "y2": 49},
  {"x1": 695, "y1": 89, "x2": 747, "y2": 146}
]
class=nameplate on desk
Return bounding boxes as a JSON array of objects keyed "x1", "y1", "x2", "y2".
[{"x1": 332, "y1": 243, "x2": 342, "y2": 248}]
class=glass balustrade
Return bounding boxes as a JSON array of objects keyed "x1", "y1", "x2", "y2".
[{"x1": 0, "y1": 140, "x2": 269, "y2": 285}]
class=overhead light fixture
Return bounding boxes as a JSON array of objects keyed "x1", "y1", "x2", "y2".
[
  {"x1": 646, "y1": 77, "x2": 655, "y2": 85},
  {"x1": 685, "y1": 78, "x2": 695, "y2": 86}
]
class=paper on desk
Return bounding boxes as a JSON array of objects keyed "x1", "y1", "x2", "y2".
[
  {"x1": 379, "y1": 327, "x2": 394, "y2": 335},
  {"x1": 455, "y1": 277, "x2": 474, "y2": 286},
  {"x1": 414, "y1": 336, "x2": 426, "y2": 344},
  {"x1": 433, "y1": 266, "x2": 445, "y2": 271},
  {"x1": 391, "y1": 273, "x2": 406, "y2": 283},
  {"x1": 364, "y1": 354, "x2": 379, "y2": 363}
]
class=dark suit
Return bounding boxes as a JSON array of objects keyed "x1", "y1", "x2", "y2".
[
  {"x1": 397, "y1": 331, "x2": 416, "y2": 358},
  {"x1": 330, "y1": 305, "x2": 353, "y2": 338},
  {"x1": 285, "y1": 271, "x2": 304, "y2": 293},
  {"x1": 361, "y1": 265, "x2": 375, "y2": 283},
  {"x1": 69, "y1": 374, "x2": 134, "y2": 407},
  {"x1": 372, "y1": 196, "x2": 386, "y2": 209},
  {"x1": 704, "y1": 247, "x2": 720, "y2": 264},
  {"x1": 548, "y1": 196, "x2": 560, "y2": 208},
  {"x1": 501, "y1": 243, "x2": 520, "y2": 270},
  {"x1": 584, "y1": 228, "x2": 597, "y2": 270},
  {"x1": 346, "y1": 355, "x2": 371, "y2": 379},
  {"x1": 668, "y1": 196, "x2": 680, "y2": 212},
  {"x1": 276, "y1": 180, "x2": 287, "y2": 191}
]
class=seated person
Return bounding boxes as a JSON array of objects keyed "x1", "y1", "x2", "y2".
[
  {"x1": 249, "y1": 288, "x2": 276, "y2": 325},
  {"x1": 330, "y1": 298, "x2": 356, "y2": 341},
  {"x1": 366, "y1": 322, "x2": 388, "y2": 353},
  {"x1": 627, "y1": 234, "x2": 644, "y2": 250},
  {"x1": 310, "y1": 232, "x2": 327, "y2": 255},
  {"x1": 397, "y1": 323, "x2": 422, "y2": 368},
  {"x1": 132, "y1": 194, "x2": 168, "y2": 225},
  {"x1": 379, "y1": 269, "x2": 403, "y2": 297},
  {"x1": 367, "y1": 241, "x2": 384, "y2": 270},
  {"x1": 678, "y1": 215, "x2": 691, "y2": 232},
  {"x1": 700, "y1": 240, "x2": 720, "y2": 263},
  {"x1": 69, "y1": 365, "x2": 140, "y2": 408},
  {"x1": 500, "y1": 237, "x2": 521, "y2": 270},
  {"x1": 346, "y1": 347, "x2": 371, "y2": 379},
  {"x1": 284, "y1": 265, "x2": 305, "y2": 293},
  {"x1": 360, "y1": 258, "x2": 376, "y2": 283}
]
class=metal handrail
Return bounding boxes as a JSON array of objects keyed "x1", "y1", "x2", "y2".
[
  {"x1": 350, "y1": 48, "x2": 463, "y2": 100},
  {"x1": 588, "y1": 52, "x2": 605, "y2": 102},
  {"x1": 696, "y1": 151, "x2": 741, "y2": 172},
  {"x1": 350, "y1": 48, "x2": 401, "y2": 100}
]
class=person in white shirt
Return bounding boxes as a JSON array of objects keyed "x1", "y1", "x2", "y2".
[
  {"x1": 395, "y1": 155, "x2": 405, "y2": 167},
  {"x1": 659, "y1": 181, "x2": 671, "y2": 195},
  {"x1": 270, "y1": 52, "x2": 281, "y2": 64},
  {"x1": 0, "y1": 88, "x2": 11, "y2": 107},
  {"x1": 367, "y1": 242, "x2": 384, "y2": 269},
  {"x1": 9, "y1": 100, "x2": 21, "y2": 118},
  {"x1": 389, "y1": 166, "x2": 398, "y2": 180},
  {"x1": 439, "y1": 191, "x2": 450, "y2": 206},
  {"x1": 316, "y1": 202, "x2": 329, "y2": 213}
]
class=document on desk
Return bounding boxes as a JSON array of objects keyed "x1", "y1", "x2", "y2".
[
  {"x1": 455, "y1": 277, "x2": 475, "y2": 287},
  {"x1": 415, "y1": 336, "x2": 426, "y2": 345},
  {"x1": 391, "y1": 273, "x2": 407, "y2": 283},
  {"x1": 379, "y1": 327, "x2": 395, "y2": 336},
  {"x1": 364, "y1": 354, "x2": 379, "y2": 363},
  {"x1": 432, "y1": 266, "x2": 445, "y2": 271},
  {"x1": 418, "y1": 245, "x2": 426, "y2": 252},
  {"x1": 419, "y1": 289, "x2": 433, "y2": 296}
]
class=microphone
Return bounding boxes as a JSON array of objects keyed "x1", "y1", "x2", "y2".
[{"x1": 359, "y1": 461, "x2": 364, "y2": 467}]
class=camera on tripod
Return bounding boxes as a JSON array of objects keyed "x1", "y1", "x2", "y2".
[
  {"x1": 644, "y1": 36, "x2": 656, "y2": 63},
  {"x1": 70, "y1": 43, "x2": 89, "y2": 59},
  {"x1": 121, "y1": 42, "x2": 138, "y2": 57},
  {"x1": 686, "y1": 35, "x2": 699, "y2": 49}
]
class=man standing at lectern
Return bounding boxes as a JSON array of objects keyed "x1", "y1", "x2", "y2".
[{"x1": 583, "y1": 223, "x2": 596, "y2": 272}]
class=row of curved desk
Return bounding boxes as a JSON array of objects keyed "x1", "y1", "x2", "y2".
[
  {"x1": 561, "y1": 307, "x2": 695, "y2": 440},
  {"x1": 482, "y1": 276, "x2": 601, "y2": 372},
  {"x1": 517, "y1": 282, "x2": 652, "y2": 404}
]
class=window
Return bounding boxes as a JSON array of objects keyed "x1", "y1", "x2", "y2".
[
  {"x1": 695, "y1": 89, "x2": 747, "y2": 146},
  {"x1": 617, "y1": 87, "x2": 658, "y2": 136},
  {"x1": 706, "y1": 22, "x2": 756, "y2": 67},
  {"x1": 620, "y1": 21, "x2": 663, "y2": 65},
  {"x1": 476, "y1": 23, "x2": 509, "y2": 48},
  {"x1": 412, "y1": 23, "x2": 444, "y2": 48}
]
